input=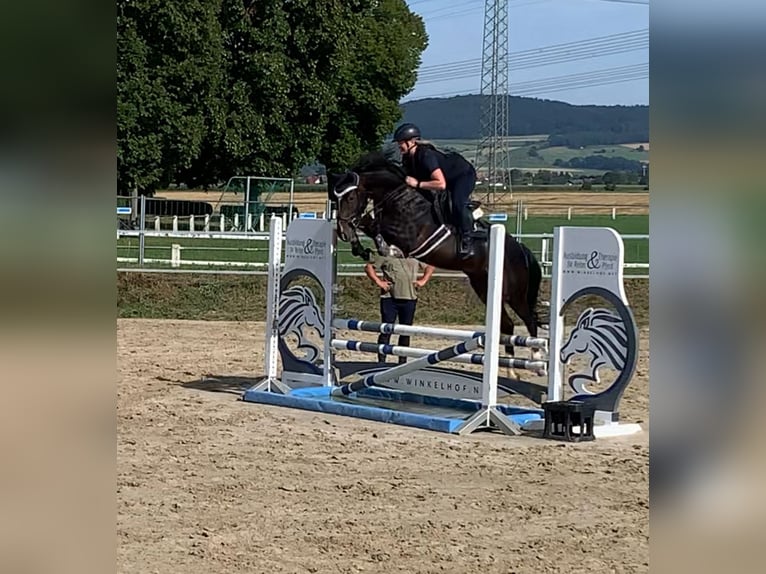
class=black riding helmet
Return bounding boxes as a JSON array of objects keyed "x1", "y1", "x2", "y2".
[{"x1": 393, "y1": 123, "x2": 421, "y2": 142}]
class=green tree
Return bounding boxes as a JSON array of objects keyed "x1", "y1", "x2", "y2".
[
  {"x1": 319, "y1": 0, "x2": 427, "y2": 171},
  {"x1": 117, "y1": 0, "x2": 427, "y2": 194},
  {"x1": 117, "y1": 0, "x2": 225, "y2": 194}
]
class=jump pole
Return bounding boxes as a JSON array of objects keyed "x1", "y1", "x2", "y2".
[
  {"x1": 331, "y1": 339, "x2": 547, "y2": 372},
  {"x1": 331, "y1": 336, "x2": 485, "y2": 396},
  {"x1": 332, "y1": 319, "x2": 548, "y2": 351}
]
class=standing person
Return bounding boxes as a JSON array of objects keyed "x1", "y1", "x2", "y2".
[
  {"x1": 393, "y1": 123, "x2": 478, "y2": 256},
  {"x1": 364, "y1": 255, "x2": 435, "y2": 364}
]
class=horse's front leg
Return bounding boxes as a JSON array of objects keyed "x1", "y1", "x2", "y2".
[
  {"x1": 348, "y1": 228, "x2": 373, "y2": 261},
  {"x1": 358, "y1": 213, "x2": 386, "y2": 256},
  {"x1": 360, "y1": 213, "x2": 404, "y2": 258}
]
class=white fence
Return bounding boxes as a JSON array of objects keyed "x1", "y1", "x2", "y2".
[
  {"x1": 117, "y1": 228, "x2": 648, "y2": 278},
  {"x1": 117, "y1": 196, "x2": 648, "y2": 277}
]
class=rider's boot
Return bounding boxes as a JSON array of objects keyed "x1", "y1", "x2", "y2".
[{"x1": 456, "y1": 205, "x2": 475, "y2": 257}]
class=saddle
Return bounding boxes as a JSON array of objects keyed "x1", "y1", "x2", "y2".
[{"x1": 419, "y1": 188, "x2": 485, "y2": 233}]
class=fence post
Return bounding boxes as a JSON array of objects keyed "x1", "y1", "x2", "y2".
[
  {"x1": 204, "y1": 214, "x2": 210, "y2": 231},
  {"x1": 139, "y1": 195, "x2": 146, "y2": 266},
  {"x1": 220, "y1": 214, "x2": 225, "y2": 232},
  {"x1": 234, "y1": 213, "x2": 239, "y2": 230},
  {"x1": 259, "y1": 213, "x2": 264, "y2": 231},
  {"x1": 172, "y1": 216, "x2": 178, "y2": 232},
  {"x1": 154, "y1": 216, "x2": 160, "y2": 231},
  {"x1": 567, "y1": 207, "x2": 572, "y2": 220},
  {"x1": 171, "y1": 244, "x2": 181, "y2": 268},
  {"x1": 612, "y1": 207, "x2": 617, "y2": 220},
  {"x1": 189, "y1": 214, "x2": 195, "y2": 231}
]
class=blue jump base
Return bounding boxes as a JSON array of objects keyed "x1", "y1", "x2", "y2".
[{"x1": 242, "y1": 386, "x2": 543, "y2": 434}]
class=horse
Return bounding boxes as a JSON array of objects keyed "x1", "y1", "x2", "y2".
[{"x1": 328, "y1": 151, "x2": 544, "y2": 366}]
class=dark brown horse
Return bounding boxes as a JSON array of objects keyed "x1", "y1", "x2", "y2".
[{"x1": 328, "y1": 151, "x2": 544, "y2": 365}]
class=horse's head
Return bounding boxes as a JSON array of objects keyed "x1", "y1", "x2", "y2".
[
  {"x1": 279, "y1": 285, "x2": 325, "y2": 338},
  {"x1": 560, "y1": 307, "x2": 627, "y2": 365},
  {"x1": 560, "y1": 325, "x2": 590, "y2": 364},
  {"x1": 329, "y1": 171, "x2": 367, "y2": 242},
  {"x1": 329, "y1": 151, "x2": 408, "y2": 242}
]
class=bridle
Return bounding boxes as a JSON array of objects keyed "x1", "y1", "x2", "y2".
[
  {"x1": 332, "y1": 172, "x2": 367, "y2": 230},
  {"x1": 332, "y1": 168, "x2": 409, "y2": 232}
]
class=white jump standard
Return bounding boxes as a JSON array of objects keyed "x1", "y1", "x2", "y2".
[{"x1": 243, "y1": 214, "x2": 642, "y2": 438}]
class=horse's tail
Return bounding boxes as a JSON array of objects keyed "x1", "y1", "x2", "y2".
[{"x1": 521, "y1": 242, "x2": 544, "y2": 328}]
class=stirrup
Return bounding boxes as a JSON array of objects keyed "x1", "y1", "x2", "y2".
[{"x1": 458, "y1": 235, "x2": 474, "y2": 256}]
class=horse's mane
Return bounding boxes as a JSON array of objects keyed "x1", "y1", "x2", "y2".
[{"x1": 351, "y1": 151, "x2": 406, "y2": 183}]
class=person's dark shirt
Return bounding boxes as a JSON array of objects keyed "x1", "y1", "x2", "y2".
[{"x1": 403, "y1": 145, "x2": 473, "y2": 185}]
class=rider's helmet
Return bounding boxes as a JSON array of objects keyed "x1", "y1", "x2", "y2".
[{"x1": 393, "y1": 123, "x2": 421, "y2": 142}]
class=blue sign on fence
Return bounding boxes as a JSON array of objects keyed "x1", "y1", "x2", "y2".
[
  {"x1": 298, "y1": 212, "x2": 317, "y2": 219},
  {"x1": 117, "y1": 207, "x2": 132, "y2": 215},
  {"x1": 487, "y1": 213, "x2": 508, "y2": 222}
]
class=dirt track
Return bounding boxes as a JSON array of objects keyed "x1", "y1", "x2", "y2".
[{"x1": 117, "y1": 319, "x2": 649, "y2": 574}]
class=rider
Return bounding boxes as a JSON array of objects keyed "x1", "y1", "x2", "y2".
[{"x1": 393, "y1": 123, "x2": 477, "y2": 255}]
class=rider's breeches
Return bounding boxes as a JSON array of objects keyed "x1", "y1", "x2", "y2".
[{"x1": 450, "y1": 171, "x2": 476, "y2": 232}]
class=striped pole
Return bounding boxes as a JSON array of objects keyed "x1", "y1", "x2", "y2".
[
  {"x1": 331, "y1": 339, "x2": 547, "y2": 373},
  {"x1": 332, "y1": 318, "x2": 548, "y2": 350},
  {"x1": 331, "y1": 336, "x2": 485, "y2": 397}
]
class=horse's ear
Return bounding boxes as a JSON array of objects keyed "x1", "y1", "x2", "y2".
[
  {"x1": 327, "y1": 173, "x2": 341, "y2": 200},
  {"x1": 576, "y1": 308, "x2": 595, "y2": 329},
  {"x1": 330, "y1": 172, "x2": 360, "y2": 199}
]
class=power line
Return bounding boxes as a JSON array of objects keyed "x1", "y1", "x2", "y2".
[
  {"x1": 511, "y1": 63, "x2": 648, "y2": 91},
  {"x1": 589, "y1": 0, "x2": 648, "y2": 5},
  {"x1": 418, "y1": 42, "x2": 647, "y2": 83},
  {"x1": 415, "y1": 30, "x2": 648, "y2": 85},
  {"x1": 419, "y1": 0, "x2": 484, "y2": 17},
  {"x1": 419, "y1": 29, "x2": 646, "y2": 74}
]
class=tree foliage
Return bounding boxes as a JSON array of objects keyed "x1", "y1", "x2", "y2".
[
  {"x1": 319, "y1": 0, "x2": 427, "y2": 171},
  {"x1": 117, "y1": 0, "x2": 426, "y2": 194}
]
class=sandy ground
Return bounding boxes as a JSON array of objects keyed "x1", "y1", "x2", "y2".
[{"x1": 118, "y1": 319, "x2": 649, "y2": 574}]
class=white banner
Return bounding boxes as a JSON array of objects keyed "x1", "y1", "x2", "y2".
[
  {"x1": 552, "y1": 226, "x2": 628, "y2": 306},
  {"x1": 283, "y1": 218, "x2": 335, "y2": 287}
]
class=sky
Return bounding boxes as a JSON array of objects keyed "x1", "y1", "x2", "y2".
[{"x1": 403, "y1": 0, "x2": 649, "y2": 106}]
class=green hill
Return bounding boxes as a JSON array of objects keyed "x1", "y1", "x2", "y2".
[{"x1": 400, "y1": 95, "x2": 648, "y2": 146}]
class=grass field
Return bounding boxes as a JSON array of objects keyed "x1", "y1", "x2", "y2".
[
  {"x1": 510, "y1": 144, "x2": 649, "y2": 169},
  {"x1": 431, "y1": 139, "x2": 649, "y2": 172}
]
